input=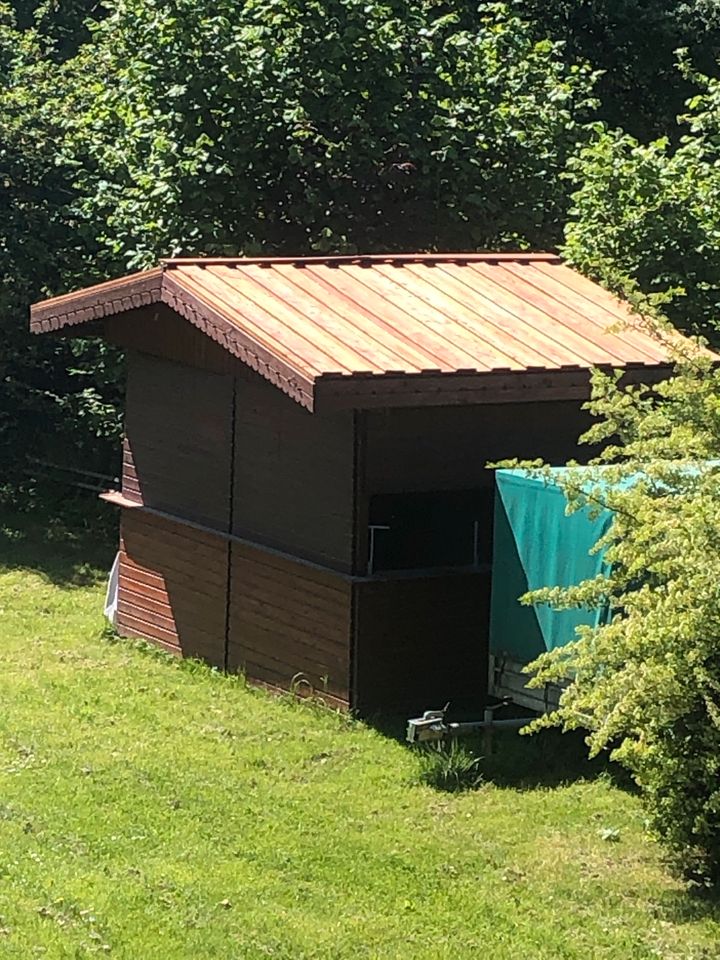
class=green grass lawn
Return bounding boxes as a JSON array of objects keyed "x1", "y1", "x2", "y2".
[{"x1": 1, "y1": 498, "x2": 719, "y2": 959}]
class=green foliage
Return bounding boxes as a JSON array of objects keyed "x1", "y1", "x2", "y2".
[
  {"x1": 0, "y1": 4, "x2": 122, "y2": 475},
  {"x1": 63, "y1": 0, "x2": 597, "y2": 268},
  {"x1": 2, "y1": 0, "x2": 602, "y2": 471},
  {"x1": 415, "y1": 740, "x2": 483, "y2": 792},
  {"x1": 12, "y1": 0, "x2": 102, "y2": 59},
  {"x1": 563, "y1": 63, "x2": 720, "y2": 342},
  {"x1": 4, "y1": 0, "x2": 720, "y2": 478},
  {"x1": 523, "y1": 341, "x2": 720, "y2": 884},
  {"x1": 521, "y1": 0, "x2": 720, "y2": 139}
]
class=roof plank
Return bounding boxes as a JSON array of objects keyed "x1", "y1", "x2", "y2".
[{"x1": 30, "y1": 253, "x2": 702, "y2": 411}]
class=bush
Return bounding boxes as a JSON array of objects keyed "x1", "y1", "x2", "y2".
[
  {"x1": 524, "y1": 342, "x2": 720, "y2": 884},
  {"x1": 63, "y1": 0, "x2": 597, "y2": 266}
]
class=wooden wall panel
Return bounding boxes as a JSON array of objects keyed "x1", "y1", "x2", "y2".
[
  {"x1": 232, "y1": 376, "x2": 355, "y2": 571},
  {"x1": 353, "y1": 572, "x2": 490, "y2": 716},
  {"x1": 364, "y1": 401, "x2": 594, "y2": 493},
  {"x1": 117, "y1": 510, "x2": 229, "y2": 666},
  {"x1": 105, "y1": 305, "x2": 240, "y2": 377},
  {"x1": 227, "y1": 543, "x2": 351, "y2": 708},
  {"x1": 121, "y1": 440, "x2": 141, "y2": 503},
  {"x1": 123, "y1": 352, "x2": 233, "y2": 529}
]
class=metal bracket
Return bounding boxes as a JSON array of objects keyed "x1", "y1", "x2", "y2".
[{"x1": 406, "y1": 708, "x2": 449, "y2": 743}]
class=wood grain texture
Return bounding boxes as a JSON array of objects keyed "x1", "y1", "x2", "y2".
[
  {"x1": 117, "y1": 510, "x2": 229, "y2": 666},
  {"x1": 227, "y1": 542, "x2": 352, "y2": 706},
  {"x1": 105, "y1": 305, "x2": 242, "y2": 376},
  {"x1": 32, "y1": 256, "x2": 689, "y2": 416},
  {"x1": 123, "y1": 351, "x2": 233, "y2": 530},
  {"x1": 232, "y1": 373, "x2": 355, "y2": 571}
]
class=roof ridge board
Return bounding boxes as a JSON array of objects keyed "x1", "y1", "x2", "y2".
[
  {"x1": 29, "y1": 253, "x2": 560, "y2": 315},
  {"x1": 162, "y1": 252, "x2": 560, "y2": 267}
]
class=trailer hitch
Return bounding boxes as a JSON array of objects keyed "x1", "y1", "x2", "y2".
[{"x1": 406, "y1": 700, "x2": 532, "y2": 744}]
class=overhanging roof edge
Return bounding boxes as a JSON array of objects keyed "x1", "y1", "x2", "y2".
[
  {"x1": 313, "y1": 363, "x2": 678, "y2": 411},
  {"x1": 29, "y1": 266, "x2": 315, "y2": 411},
  {"x1": 29, "y1": 256, "x2": 699, "y2": 414},
  {"x1": 161, "y1": 273, "x2": 314, "y2": 410},
  {"x1": 30, "y1": 268, "x2": 164, "y2": 332}
]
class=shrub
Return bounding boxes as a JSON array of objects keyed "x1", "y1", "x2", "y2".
[{"x1": 524, "y1": 341, "x2": 720, "y2": 884}]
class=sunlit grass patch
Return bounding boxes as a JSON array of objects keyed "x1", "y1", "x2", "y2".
[{"x1": 0, "y1": 501, "x2": 718, "y2": 959}]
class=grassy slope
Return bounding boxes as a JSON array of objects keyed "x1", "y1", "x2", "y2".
[{"x1": 0, "y1": 502, "x2": 718, "y2": 959}]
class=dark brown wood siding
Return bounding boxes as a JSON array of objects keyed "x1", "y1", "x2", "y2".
[
  {"x1": 227, "y1": 543, "x2": 351, "y2": 708},
  {"x1": 105, "y1": 305, "x2": 240, "y2": 377},
  {"x1": 121, "y1": 439, "x2": 141, "y2": 504},
  {"x1": 364, "y1": 401, "x2": 593, "y2": 493},
  {"x1": 123, "y1": 352, "x2": 234, "y2": 530},
  {"x1": 353, "y1": 572, "x2": 490, "y2": 716},
  {"x1": 117, "y1": 510, "x2": 228, "y2": 666},
  {"x1": 354, "y1": 401, "x2": 592, "y2": 714},
  {"x1": 232, "y1": 375, "x2": 355, "y2": 571}
]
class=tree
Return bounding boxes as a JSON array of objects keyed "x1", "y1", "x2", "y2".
[
  {"x1": 11, "y1": 0, "x2": 102, "y2": 59},
  {"x1": 0, "y1": 4, "x2": 121, "y2": 478},
  {"x1": 521, "y1": 0, "x2": 720, "y2": 140},
  {"x1": 3, "y1": 0, "x2": 601, "y2": 478},
  {"x1": 562, "y1": 62, "x2": 720, "y2": 343},
  {"x1": 62, "y1": 0, "x2": 597, "y2": 270},
  {"x1": 523, "y1": 330, "x2": 720, "y2": 883}
]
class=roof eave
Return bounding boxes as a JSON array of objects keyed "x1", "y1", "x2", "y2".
[
  {"x1": 30, "y1": 268, "x2": 164, "y2": 334},
  {"x1": 313, "y1": 362, "x2": 677, "y2": 412},
  {"x1": 30, "y1": 267, "x2": 316, "y2": 411}
]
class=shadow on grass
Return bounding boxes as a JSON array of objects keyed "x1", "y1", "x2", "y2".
[
  {"x1": 369, "y1": 711, "x2": 633, "y2": 792},
  {"x1": 655, "y1": 883, "x2": 720, "y2": 929},
  {"x1": 0, "y1": 483, "x2": 116, "y2": 587},
  {"x1": 477, "y1": 726, "x2": 634, "y2": 791}
]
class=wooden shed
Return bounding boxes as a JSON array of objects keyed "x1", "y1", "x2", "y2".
[{"x1": 31, "y1": 253, "x2": 675, "y2": 715}]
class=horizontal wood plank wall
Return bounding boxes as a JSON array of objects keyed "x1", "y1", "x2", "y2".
[
  {"x1": 364, "y1": 401, "x2": 593, "y2": 493},
  {"x1": 117, "y1": 510, "x2": 228, "y2": 666},
  {"x1": 227, "y1": 542, "x2": 351, "y2": 708},
  {"x1": 123, "y1": 351, "x2": 233, "y2": 530},
  {"x1": 232, "y1": 376, "x2": 355, "y2": 571},
  {"x1": 353, "y1": 572, "x2": 491, "y2": 716}
]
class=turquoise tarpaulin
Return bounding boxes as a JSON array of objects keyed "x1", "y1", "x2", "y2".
[{"x1": 489, "y1": 468, "x2": 613, "y2": 663}]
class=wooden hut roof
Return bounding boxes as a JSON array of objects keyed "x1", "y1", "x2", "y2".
[{"x1": 31, "y1": 253, "x2": 694, "y2": 411}]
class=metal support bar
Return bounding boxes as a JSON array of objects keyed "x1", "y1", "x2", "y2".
[{"x1": 406, "y1": 707, "x2": 532, "y2": 744}]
